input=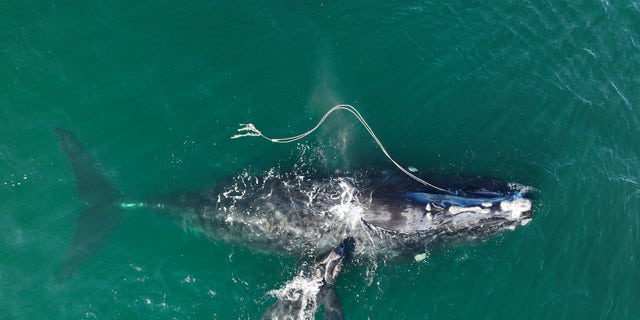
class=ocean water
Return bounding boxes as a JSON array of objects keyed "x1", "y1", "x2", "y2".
[{"x1": 2, "y1": 1, "x2": 639, "y2": 319}]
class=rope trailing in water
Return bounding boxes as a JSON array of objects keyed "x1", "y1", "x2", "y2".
[{"x1": 231, "y1": 104, "x2": 451, "y2": 193}]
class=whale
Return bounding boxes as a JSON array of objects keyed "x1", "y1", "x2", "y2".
[
  {"x1": 146, "y1": 165, "x2": 533, "y2": 261},
  {"x1": 54, "y1": 127, "x2": 534, "y2": 316},
  {"x1": 262, "y1": 237, "x2": 355, "y2": 320}
]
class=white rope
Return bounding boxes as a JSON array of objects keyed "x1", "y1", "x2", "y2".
[{"x1": 231, "y1": 104, "x2": 451, "y2": 193}]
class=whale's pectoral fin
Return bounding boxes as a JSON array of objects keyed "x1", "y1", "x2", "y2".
[
  {"x1": 320, "y1": 287, "x2": 344, "y2": 320},
  {"x1": 54, "y1": 127, "x2": 121, "y2": 279}
]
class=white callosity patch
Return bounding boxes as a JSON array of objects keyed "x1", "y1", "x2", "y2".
[
  {"x1": 500, "y1": 198, "x2": 532, "y2": 220},
  {"x1": 448, "y1": 206, "x2": 486, "y2": 215}
]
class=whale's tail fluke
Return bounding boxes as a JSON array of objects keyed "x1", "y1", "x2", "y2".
[{"x1": 54, "y1": 128, "x2": 121, "y2": 279}]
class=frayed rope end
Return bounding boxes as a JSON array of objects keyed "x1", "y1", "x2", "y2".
[{"x1": 230, "y1": 123, "x2": 263, "y2": 139}]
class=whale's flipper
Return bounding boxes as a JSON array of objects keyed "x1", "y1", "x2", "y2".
[
  {"x1": 54, "y1": 128, "x2": 121, "y2": 279},
  {"x1": 262, "y1": 238, "x2": 354, "y2": 320}
]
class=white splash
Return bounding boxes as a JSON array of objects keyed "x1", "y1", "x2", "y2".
[
  {"x1": 267, "y1": 272, "x2": 324, "y2": 320},
  {"x1": 328, "y1": 179, "x2": 363, "y2": 229}
]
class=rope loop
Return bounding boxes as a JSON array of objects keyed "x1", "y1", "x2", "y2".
[{"x1": 231, "y1": 104, "x2": 451, "y2": 194}]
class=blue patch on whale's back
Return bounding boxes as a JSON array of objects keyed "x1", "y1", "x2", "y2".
[{"x1": 404, "y1": 192, "x2": 519, "y2": 208}]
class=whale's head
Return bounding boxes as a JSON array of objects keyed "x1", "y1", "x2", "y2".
[
  {"x1": 361, "y1": 186, "x2": 534, "y2": 248},
  {"x1": 314, "y1": 237, "x2": 355, "y2": 286}
]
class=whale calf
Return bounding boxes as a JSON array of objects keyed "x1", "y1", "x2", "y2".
[{"x1": 262, "y1": 237, "x2": 355, "y2": 320}]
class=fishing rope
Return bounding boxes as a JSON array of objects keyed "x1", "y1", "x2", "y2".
[{"x1": 231, "y1": 104, "x2": 451, "y2": 193}]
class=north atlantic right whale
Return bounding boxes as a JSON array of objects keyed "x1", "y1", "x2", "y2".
[
  {"x1": 147, "y1": 163, "x2": 533, "y2": 262},
  {"x1": 55, "y1": 127, "x2": 534, "y2": 264},
  {"x1": 54, "y1": 105, "x2": 534, "y2": 318}
]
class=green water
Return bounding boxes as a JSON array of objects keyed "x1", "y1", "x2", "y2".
[{"x1": 2, "y1": 1, "x2": 639, "y2": 319}]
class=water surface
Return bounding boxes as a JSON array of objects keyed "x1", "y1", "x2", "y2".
[{"x1": 1, "y1": 1, "x2": 639, "y2": 318}]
